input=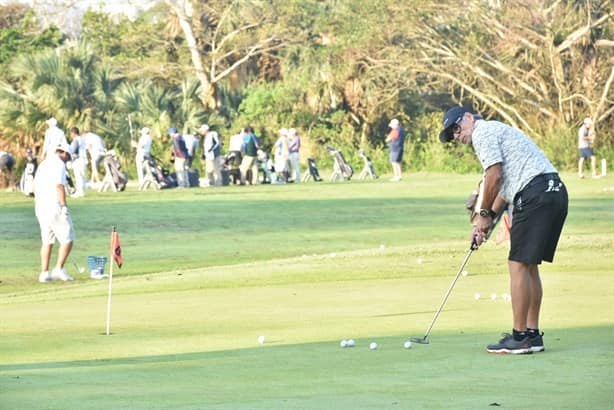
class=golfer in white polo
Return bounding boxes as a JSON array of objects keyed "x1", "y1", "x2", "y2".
[{"x1": 34, "y1": 141, "x2": 76, "y2": 282}]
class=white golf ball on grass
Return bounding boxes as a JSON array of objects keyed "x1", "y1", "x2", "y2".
[
  {"x1": 346, "y1": 339, "x2": 355, "y2": 347},
  {"x1": 257, "y1": 335, "x2": 265, "y2": 344},
  {"x1": 340, "y1": 340, "x2": 348, "y2": 348},
  {"x1": 474, "y1": 293, "x2": 481, "y2": 300},
  {"x1": 462, "y1": 270, "x2": 468, "y2": 276},
  {"x1": 491, "y1": 293, "x2": 497, "y2": 300},
  {"x1": 369, "y1": 342, "x2": 378, "y2": 350},
  {"x1": 404, "y1": 341, "x2": 412, "y2": 349}
]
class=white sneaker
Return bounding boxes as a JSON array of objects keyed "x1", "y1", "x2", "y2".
[
  {"x1": 51, "y1": 267, "x2": 74, "y2": 281},
  {"x1": 90, "y1": 270, "x2": 109, "y2": 279},
  {"x1": 38, "y1": 271, "x2": 51, "y2": 283}
]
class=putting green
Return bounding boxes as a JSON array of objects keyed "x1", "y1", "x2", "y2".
[{"x1": 1, "y1": 173, "x2": 612, "y2": 409}]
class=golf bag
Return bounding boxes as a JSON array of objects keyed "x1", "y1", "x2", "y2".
[
  {"x1": 326, "y1": 145, "x2": 353, "y2": 181},
  {"x1": 222, "y1": 152, "x2": 241, "y2": 185},
  {"x1": 257, "y1": 150, "x2": 272, "y2": 184},
  {"x1": 301, "y1": 157, "x2": 322, "y2": 182},
  {"x1": 188, "y1": 168, "x2": 200, "y2": 187},
  {"x1": 99, "y1": 150, "x2": 127, "y2": 192},
  {"x1": 141, "y1": 155, "x2": 176, "y2": 190},
  {"x1": 19, "y1": 148, "x2": 37, "y2": 197},
  {"x1": 357, "y1": 149, "x2": 377, "y2": 180}
]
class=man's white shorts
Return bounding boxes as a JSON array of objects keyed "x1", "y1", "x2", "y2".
[{"x1": 37, "y1": 208, "x2": 75, "y2": 245}]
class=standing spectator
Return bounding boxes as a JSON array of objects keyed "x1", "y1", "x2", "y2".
[
  {"x1": 0, "y1": 151, "x2": 16, "y2": 190},
  {"x1": 577, "y1": 117, "x2": 599, "y2": 179},
  {"x1": 239, "y1": 126, "x2": 260, "y2": 185},
  {"x1": 439, "y1": 106, "x2": 568, "y2": 354},
  {"x1": 385, "y1": 118, "x2": 405, "y2": 182},
  {"x1": 199, "y1": 124, "x2": 222, "y2": 186},
  {"x1": 131, "y1": 127, "x2": 153, "y2": 187},
  {"x1": 84, "y1": 131, "x2": 106, "y2": 185},
  {"x1": 274, "y1": 128, "x2": 290, "y2": 183},
  {"x1": 34, "y1": 141, "x2": 75, "y2": 282},
  {"x1": 183, "y1": 132, "x2": 199, "y2": 168},
  {"x1": 68, "y1": 127, "x2": 87, "y2": 197},
  {"x1": 41, "y1": 117, "x2": 68, "y2": 160},
  {"x1": 170, "y1": 127, "x2": 189, "y2": 188},
  {"x1": 288, "y1": 128, "x2": 301, "y2": 183},
  {"x1": 228, "y1": 129, "x2": 244, "y2": 167}
]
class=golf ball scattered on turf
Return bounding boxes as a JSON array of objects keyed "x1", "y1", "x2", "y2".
[
  {"x1": 380, "y1": 244, "x2": 385, "y2": 250},
  {"x1": 340, "y1": 340, "x2": 348, "y2": 348},
  {"x1": 330, "y1": 252, "x2": 336, "y2": 257},
  {"x1": 417, "y1": 257, "x2": 423, "y2": 264},
  {"x1": 257, "y1": 335, "x2": 265, "y2": 344},
  {"x1": 462, "y1": 270, "x2": 468, "y2": 276},
  {"x1": 474, "y1": 293, "x2": 481, "y2": 300},
  {"x1": 369, "y1": 342, "x2": 378, "y2": 350},
  {"x1": 491, "y1": 293, "x2": 497, "y2": 300},
  {"x1": 347, "y1": 339, "x2": 355, "y2": 347},
  {"x1": 404, "y1": 341, "x2": 412, "y2": 349}
]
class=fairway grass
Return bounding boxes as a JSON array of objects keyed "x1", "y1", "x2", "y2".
[{"x1": 1, "y1": 173, "x2": 613, "y2": 409}]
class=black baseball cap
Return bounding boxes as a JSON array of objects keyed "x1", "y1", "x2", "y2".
[{"x1": 439, "y1": 106, "x2": 470, "y2": 142}]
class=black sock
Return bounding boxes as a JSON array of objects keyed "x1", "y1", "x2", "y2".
[
  {"x1": 527, "y1": 328, "x2": 540, "y2": 337},
  {"x1": 512, "y1": 329, "x2": 527, "y2": 341}
]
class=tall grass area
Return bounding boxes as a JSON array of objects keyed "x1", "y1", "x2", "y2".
[{"x1": 1, "y1": 174, "x2": 613, "y2": 409}]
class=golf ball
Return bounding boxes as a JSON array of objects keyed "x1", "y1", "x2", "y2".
[
  {"x1": 462, "y1": 270, "x2": 468, "y2": 276},
  {"x1": 417, "y1": 257, "x2": 423, "y2": 264},
  {"x1": 340, "y1": 340, "x2": 348, "y2": 348},
  {"x1": 491, "y1": 293, "x2": 497, "y2": 300},
  {"x1": 474, "y1": 293, "x2": 481, "y2": 300},
  {"x1": 502, "y1": 293, "x2": 511, "y2": 301},
  {"x1": 380, "y1": 244, "x2": 385, "y2": 250},
  {"x1": 257, "y1": 335, "x2": 265, "y2": 344},
  {"x1": 346, "y1": 339, "x2": 355, "y2": 347},
  {"x1": 404, "y1": 341, "x2": 412, "y2": 349},
  {"x1": 369, "y1": 342, "x2": 378, "y2": 350}
]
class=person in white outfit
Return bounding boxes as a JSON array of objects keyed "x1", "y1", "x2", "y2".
[
  {"x1": 69, "y1": 127, "x2": 87, "y2": 197},
  {"x1": 34, "y1": 141, "x2": 75, "y2": 282},
  {"x1": 84, "y1": 131, "x2": 106, "y2": 184},
  {"x1": 41, "y1": 117, "x2": 68, "y2": 160},
  {"x1": 273, "y1": 128, "x2": 290, "y2": 182},
  {"x1": 132, "y1": 127, "x2": 153, "y2": 187},
  {"x1": 199, "y1": 124, "x2": 223, "y2": 186}
]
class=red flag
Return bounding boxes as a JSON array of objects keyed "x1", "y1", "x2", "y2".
[{"x1": 111, "y1": 228, "x2": 123, "y2": 268}]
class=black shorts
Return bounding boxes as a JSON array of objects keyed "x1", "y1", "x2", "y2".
[
  {"x1": 509, "y1": 173, "x2": 568, "y2": 264},
  {"x1": 579, "y1": 148, "x2": 594, "y2": 158}
]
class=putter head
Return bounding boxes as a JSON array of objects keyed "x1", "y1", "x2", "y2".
[{"x1": 410, "y1": 337, "x2": 429, "y2": 344}]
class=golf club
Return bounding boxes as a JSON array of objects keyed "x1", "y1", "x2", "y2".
[
  {"x1": 410, "y1": 212, "x2": 503, "y2": 344},
  {"x1": 71, "y1": 258, "x2": 85, "y2": 274}
]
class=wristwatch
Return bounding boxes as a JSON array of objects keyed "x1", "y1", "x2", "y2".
[{"x1": 479, "y1": 209, "x2": 497, "y2": 218}]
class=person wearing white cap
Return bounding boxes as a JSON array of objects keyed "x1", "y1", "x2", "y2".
[
  {"x1": 577, "y1": 117, "x2": 598, "y2": 179},
  {"x1": 131, "y1": 127, "x2": 153, "y2": 187},
  {"x1": 199, "y1": 124, "x2": 222, "y2": 186},
  {"x1": 33, "y1": 141, "x2": 76, "y2": 282},
  {"x1": 385, "y1": 118, "x2": 405, "y2": 181},
  {"x1": 41, "y1": 117, "x2": 68, "y2": 160}
]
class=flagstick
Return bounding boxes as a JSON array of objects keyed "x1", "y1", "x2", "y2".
[{"x1": 106, "y1": 232, "x2": 115, "y2": 336}]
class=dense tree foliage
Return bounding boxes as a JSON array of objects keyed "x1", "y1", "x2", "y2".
[{"x1": 0, "y1": 0, "x2": 611, "y2": 173}]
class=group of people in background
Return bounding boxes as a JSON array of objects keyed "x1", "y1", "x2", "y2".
[{"x1": 148, "y1": 124, "x2": 303, "y2": 189}]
